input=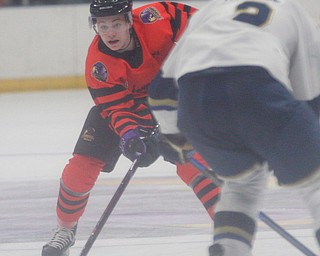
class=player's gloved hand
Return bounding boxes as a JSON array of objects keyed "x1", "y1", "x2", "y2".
[
  {"x1": 120, "y1": 127, "x2": 160, "y2": 167},
  {"x1": 158, "y1": 133, "x2": 195, "y2": 164}
]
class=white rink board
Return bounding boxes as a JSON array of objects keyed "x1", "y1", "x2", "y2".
[{"x1": 0, "y1": 0, "x2": 319, "y2": 80}]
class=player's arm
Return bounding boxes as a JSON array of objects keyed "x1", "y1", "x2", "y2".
[
  {"x1": 159, "y1": 2, "x2": 197, "y2": 42},
  {"x1": 88, "y1": 82, "x2": 154, "y2": 137},
  {"x1": 148, "y1": 70, "x2": 194, "y2": 164},
  {"x1": 88, "y1": 80, "x2": 159, "y2": 167}
]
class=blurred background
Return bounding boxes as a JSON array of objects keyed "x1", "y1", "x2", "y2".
[
  {"x1": 0, "y1": 0, "x2": 207, "y2": 94},
  {"x1": 0, "y1": 0, "x2": 87, "y2": 6},
  {"x1": 0, "y1": 0, "x2": 318, "y2": 94}
]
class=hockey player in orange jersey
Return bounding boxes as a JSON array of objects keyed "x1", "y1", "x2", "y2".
[{"x1": 41, "y1": 1, "x2": 220, "y2": 256}]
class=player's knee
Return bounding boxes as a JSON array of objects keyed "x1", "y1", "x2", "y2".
[
  {"x1": 176, "y1": 162, "x2": 200, "y2": 185},
  {"x1": 216, "y1": 164, "x2": 269, "y2": 219},
  {"x1": 212, "y1": 166, "x2": 268, "y2": 252},
  {"x1": 177, "y1": 156, "x2": 221, "y2": 220},
  {"x1": 101, "y1": 159, "x2": 118, "y2": 173},
  {"x1": 61, "y1": 154, "x2": 105, "y2": 193},
  {"x1": 176, "y1": 152, "x2": 209, "y2": 185},
  {"x1": 291, "y1": 168, "x2": 320, "y2": 232}
]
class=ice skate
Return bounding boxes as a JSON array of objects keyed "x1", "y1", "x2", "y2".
[
  {"x1": 41, "y1": 224, "x2": 77, "y2": 256},
  {"x1": 208, "y1": 242, "x2": 254, "y2": 256},
  {"x1": 209, "y1": 244, "x2": 225, "y2": 256}
]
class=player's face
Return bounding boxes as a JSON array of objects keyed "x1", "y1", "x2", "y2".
[{"x1": 96, "y1": 14, "x2": 131, "y2": 52}]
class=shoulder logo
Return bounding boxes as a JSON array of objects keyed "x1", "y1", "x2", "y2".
[
  {"x1": 92, "y1": 62, "x2": 108, "y2": 82},
  {"x1": 140, "y1": 7, "x2": 163, "y2": 24}
]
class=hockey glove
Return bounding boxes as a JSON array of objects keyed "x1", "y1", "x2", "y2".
[
  {"x1": 158, "y1": 133, "x2": 195, "y2": 165},
  {"x1": 120, "y1": 127, "x2": 160, "y2": 167}
]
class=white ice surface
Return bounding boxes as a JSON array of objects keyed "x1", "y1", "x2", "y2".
[{"x1": 0, "y1": 89, "x2": 318, "y2": 256}]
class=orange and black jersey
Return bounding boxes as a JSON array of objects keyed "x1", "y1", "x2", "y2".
[{"x1": 85, "y1": 2, "x2": 197, "y2": 137}]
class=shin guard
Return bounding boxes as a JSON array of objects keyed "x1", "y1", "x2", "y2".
[
  {"x1": 212, "y1": 165, "x2": 268, "y2": 255},
  {"x1": 213, "y1": 211, "x2": 255, "y2": 252},
  {"x1": 57, "y1": 154, "x2": 105, "y2": 225},
  {"x1": 295, "y1": 169, "x2": 320, "y2": 247},
  {"x1": 176, "y1": 153, "x2": 220, "y2": 220}
]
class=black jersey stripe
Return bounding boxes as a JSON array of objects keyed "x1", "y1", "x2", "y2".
[
  {"x1": 88, "y1": 84, "x2": 126, "y2": 99},
  {"x1": 116, "y1": 117, "x2": 155, "y2": 133},
  {"x1": 183, "y1": 4, "x2": 193, "y2": 18},
  {"x1": 97, "y1": 94, "x2": 133, "y2": 110},
  {"x1": 171, "y1": 2, "x2": 182, "y2": 42},
  {"x1": 159, "y1": 2, "x2": 182, "y2": 42},
  {"x1": 113, "y1": 108, "x2": 152, "y2": 124}
]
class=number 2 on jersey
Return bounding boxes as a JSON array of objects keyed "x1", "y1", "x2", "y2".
[{"x1": 233, "y1": 1, "x2": 273, "y2": 27}]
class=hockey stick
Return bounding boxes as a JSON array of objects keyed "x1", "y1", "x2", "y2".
[
  {"x1": 188, "y1": 156, "x2": 317, "y2": 256},
  {"x1": 79, "y1": 159, "x2": 140, "y2": 256},
  {"x1": 258, "y1": 212, "x2": 317, "y2": 256}
]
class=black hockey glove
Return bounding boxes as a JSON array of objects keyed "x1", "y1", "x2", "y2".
[
  {"x1": 120, "y1": 127, "x2": 160, "y2": 167},
  {"x1": 158, "y1": 133, "x2": 195, "y2": 165}
]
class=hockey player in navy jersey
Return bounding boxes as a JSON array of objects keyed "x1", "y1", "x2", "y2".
[{"x1": 148, "y1": 0, "x2": 320, "y2": 255}]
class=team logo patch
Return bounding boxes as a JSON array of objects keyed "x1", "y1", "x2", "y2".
[
  {"x1": 140, "y1": 7, "x2": 163, "y2": 24},
  {"x1": 81, "y1": 127, "x2": 95, "y2": 142},
  {"x1": 92, "y1": 62, "x2": 108, "y2": 82}
]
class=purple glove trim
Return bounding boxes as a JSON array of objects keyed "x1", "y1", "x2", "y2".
[{"x1": 120, "y1": 128, "x2": 146, "y2": 161}]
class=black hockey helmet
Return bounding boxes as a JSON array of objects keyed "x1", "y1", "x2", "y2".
[{"x1": 90, "y1": 0, "x2": 133, "y2": 18}]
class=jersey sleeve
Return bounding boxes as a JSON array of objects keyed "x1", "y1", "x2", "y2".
[
  {"x1": 87, "y1": 80, "x2": 155, "y2": 137},
  {"x1": 158, "y1": 1, "x2": 197, "y2": 42},
  {"x1": 148, "y1": 70, "x2": 180, "y2": 134}
]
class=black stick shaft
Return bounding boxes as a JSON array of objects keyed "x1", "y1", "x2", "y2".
[
  {"x1": 259, "y1": 212, "x2": 317, "y2": 256},
  {"x1": 79, "y1": 159, "x2": 139, "y2": 256}
]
